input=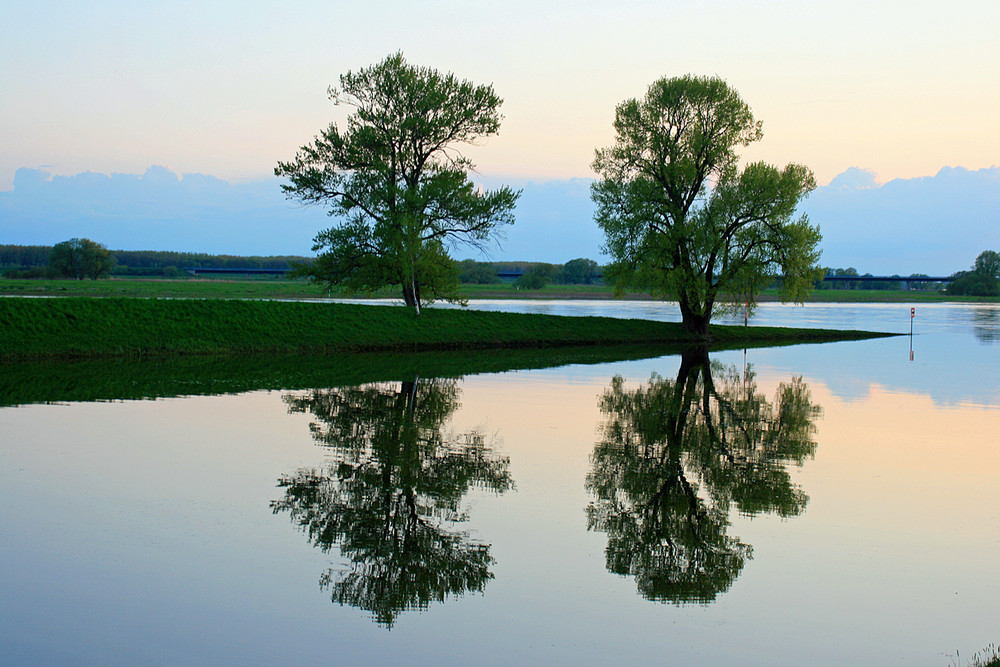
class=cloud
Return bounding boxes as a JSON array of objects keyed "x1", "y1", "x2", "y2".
[
  {"x1": 825, "y1": 167, "x2": 879, "y2": 189},
  {"x1": 0, "y1": 167, "x2": 609, "y2": 262},
  {"x1": 803, "y1": 166, "x2": 1000, "y2": 274},
  {"x1": 0, "y1": 166, "x2": 331, "y2": 255},
  {"x1": 2, "y1": 165, "x2": 997, "y2": 273},
  {"x1": 494, "y1": 166, "x2": 1000, "y2": 272}
]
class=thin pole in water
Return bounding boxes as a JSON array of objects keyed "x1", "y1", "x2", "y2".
[{"x1": 909, "y1": 307, "x2": 915, "y2": 361}]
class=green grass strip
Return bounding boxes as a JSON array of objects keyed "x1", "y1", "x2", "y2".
[
  {"x1": 4, "y1": 277, "x2": 998, "y2": 303},
  {"x1": 0, "y1": 297, "x2": 894, "y2": 361}
]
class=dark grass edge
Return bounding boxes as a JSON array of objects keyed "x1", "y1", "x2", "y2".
[{"x1": 0, "y1": 297, "x2": 898, "y2": 362}]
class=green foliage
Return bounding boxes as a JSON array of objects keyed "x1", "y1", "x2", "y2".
[
  {"x1": 947, "y1": 271, "x2": 1000, "y2": 296},
  {"x1": 592, "y1": 74, "x2": 820, "y2": 334},
  {"x1": 0, "y1": 244, "x2": 52, "y2": 268},
  {"x1": 1, "y1": 244, "x2": 308, "y2": 276},
  {"x1": 457, "y1": 259, "x2": 500, "y2": 284},
  {"x1": 513, "y1": 263, "x2": 554, "y2": 289},
  {"x1": 947, "y1": 249, "x2": 1000, "y2": 296},
  {"x1": 586, "y1": 349, "x2": 821, "y2": 603},
  {"x1": 558, "y1": 257, "x2": 601, "y2": 285},
  {"x1": 110, "y1": 251, "x2": 304, "y2": 273},
  {"x1": 815, "y1": 267, "x2": 860, "y2": 290},
  {"x1": 49, "y1": 238, "x2": 115, "y2": 280},
  {"x1": 274, "y1": 379, "x2": 512, "y2": 626},
  {"x1": 974, "y1": 250, "x2": 1000, "y2": 279},
  {"x1": 2, "y1": 266, "x2": 58, "y2": 279},
  {"x1": 276, "y1": 52, "x2": 520, "y2": 313},
  {"x1": 816, "y1": 268, "x2": 941, "y2": 292}
]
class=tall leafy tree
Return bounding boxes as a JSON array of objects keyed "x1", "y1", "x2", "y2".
[
  {"x1": 592, "y1": 75, "x2": 821, "y2": 334},
  {"x1": 49, "y1": 238, "x2": 114, "y2": 280},
  {"x1": 586, "y1": 348, "x2": 821, "y2": 603},
  {"x1": 276, "y1": 53, "x2": 520, "y2": 314}
]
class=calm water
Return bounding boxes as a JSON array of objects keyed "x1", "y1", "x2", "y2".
[{"x1": 2, "y1": 301, "x2": 998, "y2": 666}]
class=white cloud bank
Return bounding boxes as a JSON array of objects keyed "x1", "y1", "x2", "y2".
[
  {"x1": 804, "y1": 166, "x2": 1000, "y2": 274},
  {"x1": 0, "y1": 166, "x2": 329, "y2": 255},
  {"x1": 2, "y1": 165, "x2": 997, "y2": 273}
]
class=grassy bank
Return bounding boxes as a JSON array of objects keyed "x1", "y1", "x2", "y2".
[
  {"x1": 0, "y1": 297, "x2": 892, "y2": 361},
  {"x1": 0, "y1": 276, "x2": 332, "y2": 299}
]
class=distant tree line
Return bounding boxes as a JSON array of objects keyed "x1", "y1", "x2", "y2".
[
  {"x1": 457, "y1": 258, "x2": 603, "y2": 288},
  {"x1": 1, "y1": 243, "x2": 310, "y2": 278},
  {"x1": 6, "y1": 241, "x2": 995, "y2": 297},
  {"x1": 814, "y1": 267, "x2": 943, "y2": 291},
  {"x1": 111, "y1": 250, "x2": 307, "y2": 271}
]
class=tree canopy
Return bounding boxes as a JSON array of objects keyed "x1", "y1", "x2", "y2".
[
  {"x1": 276, "y1": 53, "x2": 520, "y2": 313},
  {"x1": 974, "y1": 250, "x2": 1000, "y2": 279},
  {"x1": 49, "y1": 238, "x2": 114, "y2": 280},
  {"x1": 592, "y1": 75, "x2": 821, "y2": 334},
  {"x1": 559, "y1": 257, "x2": 601, "y2": 285},
  {"x1": 946, "y1": 249, "x2": 1000, "y2": 296}
]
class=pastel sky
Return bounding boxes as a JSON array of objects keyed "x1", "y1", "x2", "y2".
[{"x1": 3, "y1": 0, "x2": 999, "y2": 191}]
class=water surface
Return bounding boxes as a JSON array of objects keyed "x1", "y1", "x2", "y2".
[{"x1": 1, "y1": 301, "x2": 997, "y2": 665}]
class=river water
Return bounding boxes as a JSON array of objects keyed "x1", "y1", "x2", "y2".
[{"x1": 1, "y1": 301, "x2": 998, "y2": 666}]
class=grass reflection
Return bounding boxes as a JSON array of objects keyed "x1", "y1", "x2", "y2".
[{"x1": 0, "y1": 343, "x2": 705, "y2": 407}]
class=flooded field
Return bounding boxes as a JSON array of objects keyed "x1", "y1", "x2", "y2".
[{"x1": 2, "y1": 301, "x2": 998, "y2": 665}]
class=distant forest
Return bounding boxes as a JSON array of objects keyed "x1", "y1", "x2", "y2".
[
  {"x1": 0, "y1": 244, "x2": 607, "y2": 285},
  {"x1": 0, "y1": 245, "x2": 308, "y2": 277},
  {"x1": 1, "y1": 244, "x2": 944, "y2": 290}
]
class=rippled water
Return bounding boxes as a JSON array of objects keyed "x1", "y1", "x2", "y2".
[{"x1": 1, "y1": 301, "x2": 998, "y2": 666}]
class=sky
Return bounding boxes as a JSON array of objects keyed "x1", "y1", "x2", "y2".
[{"x1": 2, "y1": 0, "x2": 999, "y2": 271}]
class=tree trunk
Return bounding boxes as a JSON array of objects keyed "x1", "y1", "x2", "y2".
[
  {"x1": 402, "y1": 277, "x2": 421, "y2": 315},
  {"x1": 402, "y1": 283, "x2": 420, "y2": 315},
  {"x1": 678, "y1": 297, "x2": 712, "y2": 336}
]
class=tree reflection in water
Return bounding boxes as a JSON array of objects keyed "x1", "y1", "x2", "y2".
[
  {"x1": 586, "y1": 348, "x2": 821, "y2": 604},
  {"x1": 970, "y1": 306, "x2": 1000, "y2": 343},
  {"x1": 272, "y1": 378, "x2": 512, "y2": 627}
]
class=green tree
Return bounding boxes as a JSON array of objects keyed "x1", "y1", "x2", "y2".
[
  {"x1": 457, "y1": 259, "x2": 500, "y2": 284},
  {"x1": 831, "y1": 267, "x2": 861, "y2": 290},
  {"x1": 974, "y1": 250, "x2": 1000, "y2": 279},
  {"x1": 587, "y1": 348, "x2": 821, "y2": 603},
  {"x1": 513, "y1": 263, "x2": 554, "y2": 290},
  {"x1": 591, "y1": 75, "x2": 821, "y2": 335},
  {"x1": 947, "y1": 272, "x2": 1000, "y2": 296},
  {"x1": 273, "y1": 378, "x2": 513, "y2": 627},
  {"x1": 946, "y1": 249, "x2": 1000, "y2": 296},
  {"x1": 558, "y1": 257, "x2": 600, "y2": 285},
  {"x1": 49, "y1": 238, "x2": 115, "y2": 280},
  {"x1": 275, "y1": 53, "x2": 520, "y2": 314}
]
